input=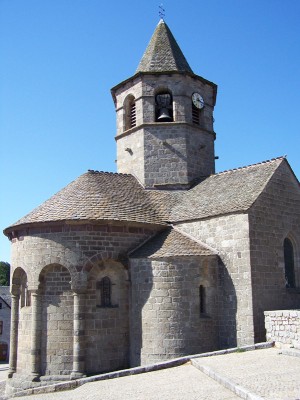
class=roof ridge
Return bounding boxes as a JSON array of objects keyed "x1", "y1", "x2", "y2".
[
  {"x1": 216, "y1": 156, "x2": 286, "y2": 176},
  {"x1": 86, "y1": 170, "x2": 133, "y2": 177}
]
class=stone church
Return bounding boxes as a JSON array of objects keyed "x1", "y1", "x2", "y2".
[{"x1": 4, "y1": 19, "x2": 300, "y2": 392}]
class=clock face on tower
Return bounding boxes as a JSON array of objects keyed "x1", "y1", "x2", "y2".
[{"x1": 192, "y1": 92, "x2": 205, "y2": 109}]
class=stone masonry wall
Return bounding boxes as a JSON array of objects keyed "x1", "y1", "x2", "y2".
[
  {"x1": 143, "y1": 124, "x2": 215, "y2": 188},
  {"x1": 116, "y1": 128, "x2": 144, "y2": 183},
  {"x1": 10, "y1": 224, "x2": 156, "y2": 288},
  {"x1": 264, "y1": 310, "x2": 300, "y2": 349},
  {"x1": 40, "y1": 265, "x2": 73, "y2": 376},
  {"x1": 249, "y1": 161, "x2": 300, "y2": 342},
  {"x1": 17, "y1": 306, "x2": 31, "y2": 373},
  {"x1": 176, "y1": 213, "x2": 254, "y2": 348},
  {"x1": 130, "y1": 256, "x2": 219, "y2": 366},
  {"x1": 85, "y1": 260, "x2": 129, "y2": 374}
]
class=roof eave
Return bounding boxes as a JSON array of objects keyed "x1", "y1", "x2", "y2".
[
  {"x1": 0, "y1": 295, "x2": 11, "y2": 309},
  {"x1": 4, "y1": 218, "x2": 167, "y2": 238},
  {"x1": 111, "y1": 71, "x2": 217, "y2": 105}
]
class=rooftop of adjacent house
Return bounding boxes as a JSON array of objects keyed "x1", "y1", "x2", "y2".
[
  {"x1": 4, "y1": 157, "x2": 291, "y2": 235},
  {"x1": 0, "y1": 286, "x2": 11, "y2": 307},
  {"x1": 136, "y1": 19, "x2": 193, "y2": 74}
]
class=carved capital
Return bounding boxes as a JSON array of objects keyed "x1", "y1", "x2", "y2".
[
  {"x1": 71, "y1": 271, "x2": 88, "y2": 293},
  {"x1": 10, "y1": 284, "x2": 20, "y2": 297}
]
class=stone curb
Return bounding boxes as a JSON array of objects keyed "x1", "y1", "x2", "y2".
[
  {"x1": 11, "y1": 341, "x2": 274, "y2": 398},
  {"x1": 191, "y1": 361, "x2": 264, "y2": 400}
]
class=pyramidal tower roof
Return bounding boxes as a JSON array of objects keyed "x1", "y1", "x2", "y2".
[{"x1": 136, "y1": 19, "x2": 193, "y2": 74}]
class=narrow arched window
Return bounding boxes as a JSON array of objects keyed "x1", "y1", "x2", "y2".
[
  {"x1": 155, "y1": 92, "x2": 173, "y2": 122},
  {"x1": 124, "y1": 95, "x2": 136, "y2": 131},
  {"x1": 284, "y1": 238, "x2": 295, "y2": 288},
  {"x1": 25, "y1": 287, "x2": 31, "y2": 307},
  {"x1": 199, "y1": 285, "x2": 206, "y2": 315},
  {"x1": 20, "y1": 276, "x2": 30, "y2": 307},
  {"x1": 100, "y1": 276, "x2": 112, "y2": 307}
]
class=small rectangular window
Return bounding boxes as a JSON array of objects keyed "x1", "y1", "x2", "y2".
[
  {"x1": 0, "y1": 321, "x2": 3, "y2": 335},
  {"x1": 199, "y1": 285, "x2": 206, "y2": 315},
  {"x1": 0, "y1": 303, "x2": 2, "y2": 309}
]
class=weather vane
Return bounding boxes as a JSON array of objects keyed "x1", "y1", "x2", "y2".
[{"x1": 159, "y1": 3, "x2": 165, "y2": 20}]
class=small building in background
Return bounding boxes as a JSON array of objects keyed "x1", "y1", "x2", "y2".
[{"x1": 0, "y1": 287, "x2": 11, "y2": 362}]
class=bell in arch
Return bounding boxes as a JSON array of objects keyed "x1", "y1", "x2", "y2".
[{"x1": 156, "y1": 93, "x2": 173, "y2": 122}]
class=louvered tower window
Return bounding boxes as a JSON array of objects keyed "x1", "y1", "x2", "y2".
[
  {"x1": 130, "y1": 102, "x2": 136, "y2": 128},
  {"x1": 124, "y1": 95, "x2": 136, "y2": 131},
  {"x1": 192, "y1": 103, "x2": 200, "y2": 125}
]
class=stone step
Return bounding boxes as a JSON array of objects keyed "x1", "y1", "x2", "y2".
[{"x1": 279, "y1": 348, "x2": 300, "y2": 358}]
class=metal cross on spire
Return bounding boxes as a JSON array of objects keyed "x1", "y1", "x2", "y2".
[{"x1": 159, "y1": 3, "x2": 165, "y2": 20}]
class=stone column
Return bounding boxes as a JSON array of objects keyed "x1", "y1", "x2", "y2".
[
  {"x1": 8, "y1": 293, "x2": 20, "y2": 378},
  {"x1": 71, "y1": 291, "x2": 86, "y2": 379},
  {"x1": 30, "y1": 290, "x2": 42, "y2": 381}
]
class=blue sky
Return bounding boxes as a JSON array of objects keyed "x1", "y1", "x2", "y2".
[{"x1": 1, "y1": 0, "x2": 300, "y2": 263}]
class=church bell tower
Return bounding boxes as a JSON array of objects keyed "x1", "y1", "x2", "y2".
[{"x1": 111, "y1": 19, "x2": 217, "y2": 189}]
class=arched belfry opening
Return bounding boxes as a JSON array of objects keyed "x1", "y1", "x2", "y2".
[
  {"x1": 124, "y1": 94, "x2": 136, "y2": 131},
  {"x1": 155, "y1": 91, "x2": 173, "y2": 122}
]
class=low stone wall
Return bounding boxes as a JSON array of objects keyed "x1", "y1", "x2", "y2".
[{"x1": 264, "y1": 310, "x2": 300, "y2": 349}]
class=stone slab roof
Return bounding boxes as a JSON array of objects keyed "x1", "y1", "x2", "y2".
[
  {"x1": 170, "y1": 157, "x2": 286, "y2": 222},
  {"x1": 4, "y1": 158, "x2": 289, "y2": 234},
  {"x1": 136, "y1": 19, "x2": 193, "y2": 74},
  {"x1": 5, "y1": 171, "x2": 179, "y2": 230},
  {"x1": 0, "y1": 286, "x2": 11, "y2": 307},
  {"x1": 130, "y1": 227, "x2": 216, "y2": 258}
]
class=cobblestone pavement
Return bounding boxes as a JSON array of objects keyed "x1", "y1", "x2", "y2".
[
  {"x1": 9, "y1": 364, "x2": 239, "y2": 400},
  {"x1": 193, "y1": 347, "x2": 300, "y2": 400},
  {"x1": 0, "y1": 366, "x2": 9, "y2": 400},
  {"x1": 4, "y1": 348, "x2": 300, "y2": 400}
]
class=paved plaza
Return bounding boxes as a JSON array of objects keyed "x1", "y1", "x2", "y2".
[{"x1": 4, "y1": 347, "x2": 299, "y2": 400}]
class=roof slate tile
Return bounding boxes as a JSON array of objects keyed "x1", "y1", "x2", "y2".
[
  {"x1": 130, "y1": 228, "x2": 215, "y2": 258},
  {"x1": 169, "y1": 157, "x2": 285, "y2": 222},
  {"x1": 136, "y1": 19, "x2": 193, "y2": 74},
  {"x1": 4, "y1": 158, "x2": 288, "y2": 233}
]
